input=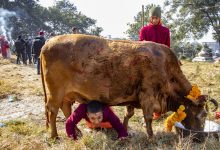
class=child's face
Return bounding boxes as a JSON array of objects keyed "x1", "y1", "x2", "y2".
[
  {"x1": 87, "y1": 111, "x2": 103, "y2": 126},
  {"x1": 151, "y1": 16, "x2": 160, "y2": 25}
]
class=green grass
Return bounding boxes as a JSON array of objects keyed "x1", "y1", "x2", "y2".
[
  {"x1": 1, "y1": 120, "x2": 219, "y2": 150},
  {"x1": 0, "y1": 57, "x2": 220, "y2": 149}
]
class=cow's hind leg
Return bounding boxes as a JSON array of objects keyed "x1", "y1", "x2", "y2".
[
  {"x1": 123, "y1": 105, "x2": 134, "y2": 130},
  {"x1": 47, "y1": 101, "x2": 59, "y2": 139},
  {"x1": 47, "y1": 90, "x2": 64, "y2": 139}
]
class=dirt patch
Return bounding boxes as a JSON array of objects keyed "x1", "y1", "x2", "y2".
[{"x1": 0, "y1": 56, "x2": 44, "y2": 121}]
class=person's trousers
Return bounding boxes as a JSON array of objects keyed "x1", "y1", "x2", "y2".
[
  {"x1": 26, "y1": 51, "x2": 32, "y2": 64},
  {"x1": 37, "y1": 58, "x2": 40, "y2": 74},
  {"x1": 17, "y1": 50, "x2": 27, "y2": 65}
]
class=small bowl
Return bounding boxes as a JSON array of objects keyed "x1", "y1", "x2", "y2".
[{"x1": 175, "y1": 120, "x2": 220, "y2": 142}]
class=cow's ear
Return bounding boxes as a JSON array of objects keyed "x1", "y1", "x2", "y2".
[{"x1": 195, "y1": 95, "x2": 207, "y2": 106}]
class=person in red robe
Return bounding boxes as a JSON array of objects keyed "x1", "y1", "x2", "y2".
[{"x1": 0, "y1": 36, "x2": 10, "y2": 58}]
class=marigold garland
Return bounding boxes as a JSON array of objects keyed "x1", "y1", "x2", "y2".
[
  {"x1": 165, "y1": 105, "x2": 187, "y2": 132},
  {"x1": 186, "y1": 84, "x2": 201, "y2": 101}
]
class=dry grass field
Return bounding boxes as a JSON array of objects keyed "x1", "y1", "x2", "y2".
[{"x1": 0, "y1": 56, "x2": 220, "y2": 150}]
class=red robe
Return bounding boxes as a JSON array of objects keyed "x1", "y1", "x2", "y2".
[
  {"x1": 1, "y1": 41, "x2": 9, "y2": 58},
  {"x1": 66, "y1": 104, "x2": 128, "y2": 140},
  {"x1": 139, "y1": 22, "x2": 170, "y2": 48}
]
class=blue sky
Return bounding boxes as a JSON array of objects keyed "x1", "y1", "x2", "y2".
[{"x1": 38, "y1": 0, "x2": 214, "y2": 42}]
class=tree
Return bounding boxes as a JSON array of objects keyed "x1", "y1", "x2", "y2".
[
  {"x1": 1, "y1": 0, "x2": 53, "y2": 39},
  {"x1": 126, "y1": 4, "x2": 156, "y2": 40},
  {"x1": 44, "y1": 0, "x2": 103, "y2": 35},
  {"x1": 164, "y1": 0, "x2": 220, "y2": 45},
  {"x1": 89, "y1": 26, "x2": 103, "y2": 36},
  {"x1": 0, "y1": 0, "x2": 102, "y2": 41}
]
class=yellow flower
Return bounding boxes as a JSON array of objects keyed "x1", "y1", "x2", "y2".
[
  {"x1": 178, "y1": 105, "x2": 185, "y2": 111},
  {"x1": 165, "y1": 105, "x2": 187, "y2": 132},
  {"x1": 186, "y1": 84, "x2": 201, "y2": 101}
]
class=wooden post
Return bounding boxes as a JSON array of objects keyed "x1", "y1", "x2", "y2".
[{"x1": 142, "y1": 5, "x2": 144, "y2": 27}]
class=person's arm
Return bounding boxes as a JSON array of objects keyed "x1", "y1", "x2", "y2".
[
  {"x1": 166, "y1": 28, "x2": 170, "y2": 48},
  {"x1": 139, "y1": 27, "x2": 146, "y2": 41},
  {"x1": 65, "y1": 104, "x2": 87, "y2": 140},
  {"x1": 104, "y1": 107, "x2": 128, "y2": 139}
]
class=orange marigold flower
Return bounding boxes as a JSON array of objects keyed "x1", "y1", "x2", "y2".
[
  {"x1": 165, "y1": 105, "x2": 187, "y2": 132},
  {"x1": 186, "y1": 84, "x2": 201, "y2": 101}
]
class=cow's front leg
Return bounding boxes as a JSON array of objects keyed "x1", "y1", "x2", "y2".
[
  {"x1": 139, "y1": 92, "x2": 154, "y2": 138},
  {"x1": 144, "y1": 114, "x2": 153, "y2": 137},
  {"x1": 123, "y1": 105, "x2": 135, "y2": 130}
]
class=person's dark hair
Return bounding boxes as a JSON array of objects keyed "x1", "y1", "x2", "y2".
[{"x1": 86, "y1": 101, "x2": 103, "y2": 113}]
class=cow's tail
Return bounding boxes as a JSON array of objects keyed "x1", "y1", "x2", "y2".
[{"x1": 40, "y1": 54, "x2": 49, "y2": 129}]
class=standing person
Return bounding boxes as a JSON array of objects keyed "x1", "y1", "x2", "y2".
[
  {"x1": 139, "y1": 6, "x2": 170, "y2": 48},
  {"x1": 32, "y1": 31, "x2": 45, "y2": 74},
  {"x1": 14, "y1": 35, "x2": 26, "y2": 64},
  {"x1": 66, "y1": 101, "x2": 128, "y2": 141},
  {"x1": 25, "y1": 37, "x2": 32, "y2": 64},
  {"x1": 1, "y1": 40, "x2": 10, "y2": 59},
  {"x1": 139, "y1": 6, "x2": 170, "y2": 119},
  {"x1": 0, "y1": 36, "x2": 10, "y2": 59}
]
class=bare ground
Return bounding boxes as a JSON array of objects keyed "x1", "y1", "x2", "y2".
[{"x1": 0, "y1": 57, "x2": 45, "y2": 121}]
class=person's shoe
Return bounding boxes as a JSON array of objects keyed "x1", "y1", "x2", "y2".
[{"x1": 153, "y1": 113, "x2": 161, "y2": 120}]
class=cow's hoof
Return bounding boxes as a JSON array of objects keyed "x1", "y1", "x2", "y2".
[
  {"x1": 54, "y1": 136, "x2": 60, "y2": 140},
  {"x1": 45, "y1": 136, "x2": 60, "y2": 146},
  {"x1": 147, "y1": 136, "x2": 155, "y2": 143},
  {"x1": 51, "y1": 135, "x2": 59, "y2": 140},
  {"x1": 128, "y1": 130, "x2": 136, "y2": 137}
]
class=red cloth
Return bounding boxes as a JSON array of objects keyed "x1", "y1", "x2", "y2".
[
  {"x1": 216, "y1": 112, "x2": 220, "y2": 119},
  {"x1": 65, "y1": 104, "x2": 128, "y2": 140},
  {"x1": 86, "y1": 121, "x2": 112, "y2": 128},
  {"x1": 1, "y1": 42, "x2": 9, "y2": 58},
  {"x1": 139, "y1": 22, "x2": 170, "y2": 48}
]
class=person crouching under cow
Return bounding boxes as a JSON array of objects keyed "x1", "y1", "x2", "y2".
[{"x1": 65, "y1": 100, "x2": 128, "y2": 141}]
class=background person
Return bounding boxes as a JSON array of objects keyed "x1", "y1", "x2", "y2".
[
  {"x1": 72, "y1": 27, "x2": 78, "y2": 34},
  {"x1": 32, "y1": 31, "x2": 46, "y2": 74},
  {"x1": 14, "y1": 35, "x2": 26, "y2": 64},
  {"x1": 25, "y1": 37, "x2": 33, "y2": 64},
  {"x1": 139, "y1": 6, "x2": 170, "y2": 48}
]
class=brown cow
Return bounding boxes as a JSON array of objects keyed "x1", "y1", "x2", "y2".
[{"x1": 40, "y1": 34, "x2": 217, "y2": 138}]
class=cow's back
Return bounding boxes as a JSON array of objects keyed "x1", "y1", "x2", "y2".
[{"x1": 41, "y1": 34, "x2": 183, "y2": 105}]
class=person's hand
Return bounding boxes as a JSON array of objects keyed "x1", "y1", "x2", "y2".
[
  {"x1": 75, "y1": 127, "x2": 82, "y2": 138},
  {"x1": 118, "y1": 136, "x2": 129, "y2": 141}
]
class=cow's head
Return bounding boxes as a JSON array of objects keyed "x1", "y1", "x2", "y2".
[
  {"x1": 179, "y1": 95, "x2": 218, "y2": 131},
  {"x1": 166, "y1": 75, "x2": 218, "y2": 131},
  {"x1": 165, "y1": 65, "x2": 207, "y2": 130}
]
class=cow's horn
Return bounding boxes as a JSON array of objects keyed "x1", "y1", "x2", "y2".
[{"x1": 209, "y1": 99, "x2": 218, "y2": 112}]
